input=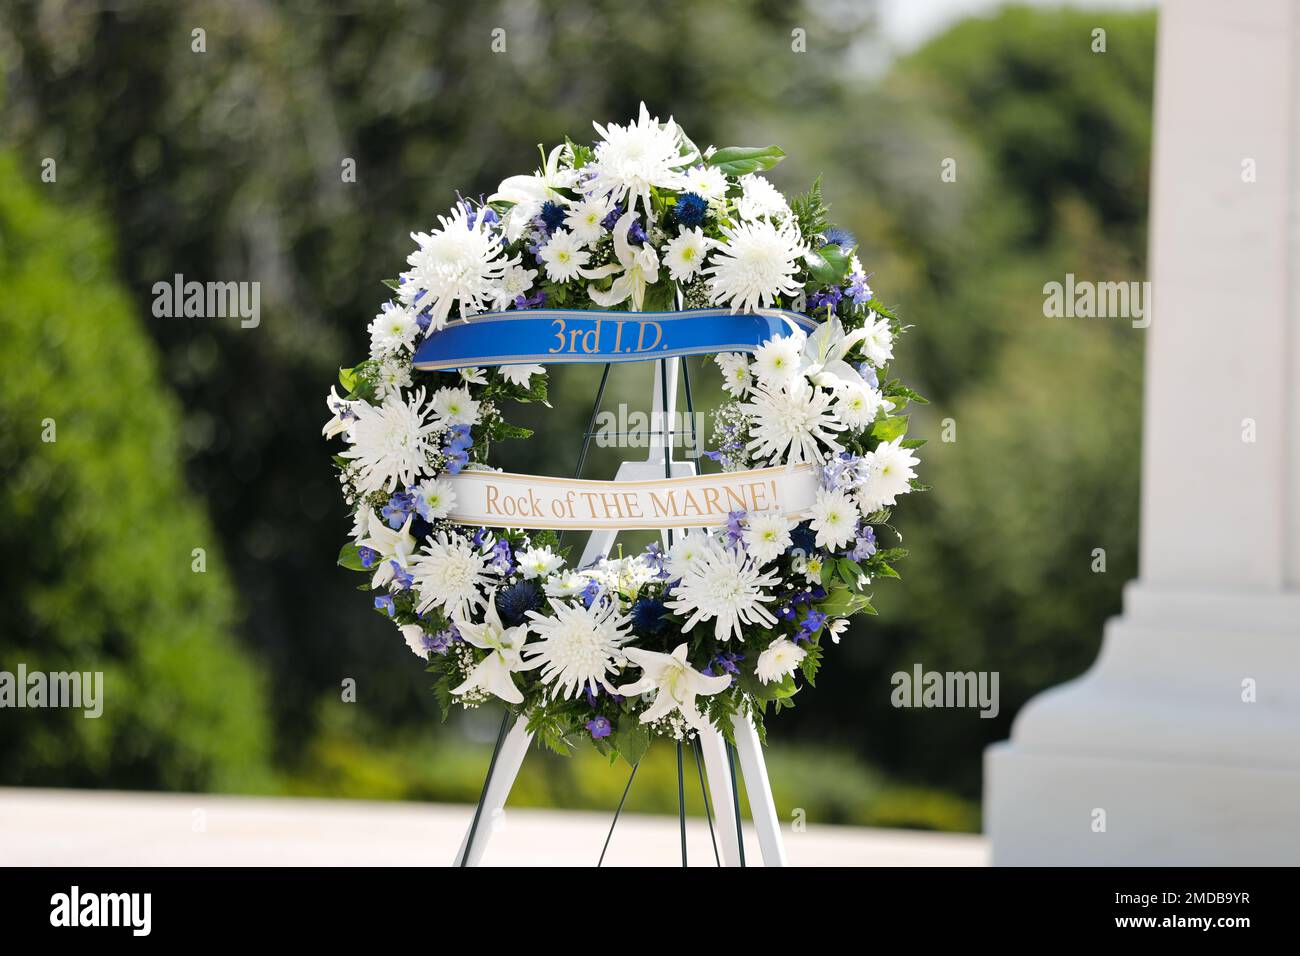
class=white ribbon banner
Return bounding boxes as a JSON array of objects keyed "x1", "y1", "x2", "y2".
[{"x1": 445, "y1": 463, "x2": 818, "y2": 531}]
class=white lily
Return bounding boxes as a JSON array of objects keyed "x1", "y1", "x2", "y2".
[
  {"x1": 615, "y1": 642, "x2": 731, "y2": 731},
  {"x1": 322, "y1": 386, "x2": 354, "y2": 439},
  {"x1": 451, "y1": 596, "x2": 531, "y2": 704},
  {"x1": 799, "y1": 315, "x2": 871, "y2": 391},
  {"x1": 488, "y1": 143, "x2": 580, "y2": 241},
  {"x1": 357, "y1": 511, "x2": 417, "y2": 590},
  {"x1": 582, "y1": 212, "x2": 660, "y2": 312}
]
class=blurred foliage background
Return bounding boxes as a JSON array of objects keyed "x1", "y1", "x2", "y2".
[{"x1": 0, "y1": 1, "x2": 1154, "y2": 831}]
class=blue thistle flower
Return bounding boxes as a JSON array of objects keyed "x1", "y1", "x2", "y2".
[
  {"x1": 822, "y1": 228, "x2": 857, "y2": 249},
  {"x1": 630, "y1": 597, "x2": 668, "y2": 634},
  {"x1": 540, "y1": 201, "x2": 567, "y2": 231},
  {"x1": 495, "y1": 580, "x2": 541, "y2": 626},
  {"x1": 673, "y1": 192, "x2": 708, "y2": 227}
]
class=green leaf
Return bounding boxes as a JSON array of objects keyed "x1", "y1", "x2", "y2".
[
  {"x1": 819, "y1": 587, "x2": 877, "y2": 617},
  {"x1": 337, "y1": 542, "x2": 367, "y2": 572},
  {"x1": 382, "y1": 278, "x2": 401, "y2": 292},
  {"x1": 871, "y1": 415, "x2": 909, "y2": 442},
  {"x1": 612, "y1": 718, "x2": 650, "y2": 767},
  {"x1": 816, "y1": 244, "x2": 851, "y2": 281},
  {"x1": 707, "y1": 145, "x2": 786, "y2": 176},
  {"x1": 339, "y1": 366, "x2": 357, "y2": 392}
]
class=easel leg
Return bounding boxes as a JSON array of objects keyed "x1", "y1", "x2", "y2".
[
  {"x1": 731, "y1": 714, "x2": 788, "y2": 867},
  {"x1": 695, "y1": 724, "x2": 743, "y2": 865},
  {"x1": 453, "y1": 714, "x2": 534, "y2": 866}
]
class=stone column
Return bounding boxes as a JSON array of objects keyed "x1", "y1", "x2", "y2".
[{"x1": 984, "y1": 0, "x2": 1300, "y2": 865}]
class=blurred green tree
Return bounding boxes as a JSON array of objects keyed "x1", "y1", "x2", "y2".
[{"x1": 0, "y1": 152, "x2": 271, "y2": 791}]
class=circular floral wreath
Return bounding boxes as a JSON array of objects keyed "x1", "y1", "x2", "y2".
[{"x1": 324, "y1": 103, "x2": 924, "y2": 763}]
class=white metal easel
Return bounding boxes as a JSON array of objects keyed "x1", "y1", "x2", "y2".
[{"x1": 453, "y1": 356, "x2": 787, "y2": 867}]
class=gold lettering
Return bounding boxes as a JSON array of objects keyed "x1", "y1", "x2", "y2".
[{"x1": 548, "y1": 319, "x2": 566, "y2": 353}]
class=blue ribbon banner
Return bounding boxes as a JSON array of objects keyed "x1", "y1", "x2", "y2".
[{"x1": 412, "y1": 307, "x2": 818, "y2": 371}]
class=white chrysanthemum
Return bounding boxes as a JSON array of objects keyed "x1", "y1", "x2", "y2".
[
  {"x1": 861, "y1": 311, "x2": 894, "y2": 367},
  {"x1": 663, "y1": 226, "x2": 710, "y2": 282},
  {"x1": 835, "y1": 382, "x2": 885, "y2": 429},
  {"x1": 715, "y1": 352, "x2": 753, "y2": 397},
  {"x1": 857, "y1": 437, "x2": 921, "y2": 513},
  {"x1": 756, "y1": 637, "x2": 807, "y2": 684},
  {"x1": 544, "y1": 571, "x2": 587, "y2": 598},
  {"x1": 340, "y1": 389, "x2": 439, "y2": 495},
  {"x1": 411, "y1": 533, "x2": 498, "y2": 623},
  {"x1": 564, "y1": 195, "x2": 617, "y2": 245},
  {"x1": 735, "y1": 174, "x2": 791, "y2": 221},
  {"x1": 518, "y1": 545, "x2": 564, "y2": 580},
  {"x1": 399, "y1": 203, "x2": 518, "y2": 332},
  {"x1": 368, "y1": 302, "x2": 420, "y2": 358},
  {"x1": 742, "y1": 375, "x2": 846, "y2": 465},
  {"x1": 751, "y1": 333, "x2": 805, "y2": 388},
  {"x1": 538, "y1": 228, "x2": 590, "y2": 283},
  {"x1": 458, "y1": 367, "x2": 488, "y2": 385},
  {"x1": 498, "y1": 364, "x2": 546, "y2": 389},
  {"x1": 522, "y1": 599, "x2": 631, "y2": 698},
  {"x1": 742, "y1": 512, "x2": 795, "y2": 564},
  {"x1": 493, "y1": 263, "x2": 538, "y2": 309},
  {"x1": 665, "y1": 529, "x2": 719, "y2": 581},
  {"x1": 666, "y1": 540, "x2": 781, "y2": 642},
  {"x1": 809, "y1": 488, "x2": 860, "y2": 551},
  {"x1": 430, "y1": 385, "x2": 480, "y2": 426},
  {"x1": 373, "y1": 356, "x2": 413, "y2": 401},
  {"x1": 705, "y1": 217, "x2": 804, "y2": 314},
  {"x1": 585, "y1": 101, "x2": 697, "y2": 214},
  {"x1": 413, "y1": 477, "x2": 457, "y2": 519},
  {"x1": 681, "y1": 164, "x2": 729, "y2": 201}
]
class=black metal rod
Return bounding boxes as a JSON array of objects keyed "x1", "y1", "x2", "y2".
[
  {"x1": 682, "y1": 357, "x2": 698, "y2": 461},
  {"x1": 676, "y1": 740, "x2": 688, "y2": 868},
  {"x1": 560, "y1": 363, "x2": 613, "y2": 548},
  {"x1": 460, "y1": 710, "x2": 512, "y2": 867},
  {"x1": 692, "y1": 738, "x2": 721, "y2": 866},
  {"x1": 597, "y1": 762, "x2": 640, "y2": 867},
  {"x1": 727, "y1": 740, "x2": 747, "y2": 868}
]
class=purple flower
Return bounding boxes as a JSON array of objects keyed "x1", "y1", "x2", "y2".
[
  {"x1": 427, "y1": 629, "x2": 456, "y2": 655},
  {"x1": 798, "y1": 609, "x2": 827, "y2": 637},
  {"x1": 489, "y1": 538, "x2": 514, "y2": 574},
  {"x1": 851, "y1": 526, "x2": 878, "y2": 561},
  {"x1": 809, "y1": 285, "x2": 844, "y2": 312},
  {"x1": 705, "y1": 651, "x2": 743, "y2": 677},
  {"x1": 847, "y1": 270, "x2": 874, "y2": 306},
  {"x1": 601, "y1": 204, "x2": 624, "y2": 230},
  {"x1": 586, "y1": 716, "x2": 612, "y2": 739},
  {"x1": 390, "y1": 560, "x2": 414, "y2": 591},
  {"x1": 580, "y1": 578, "x2": 603, "y2": 608},
  {"x1": 725, "y1": 510, "x2": 746, "y2": 548},
  {"x1": 357, "y1": 546, "x2": 380, "y2": 569},
  {"x1": 445, "y1": 449, "x2": 469, "y2": 475},
  {"x1": 382, "y1": 492, "x2": 416, "y2": 529},
  {"x1": 627, "y1": 218, "x2": 648, "y2": 245},
  {"x1": 857, "y1": 362, "x2": 879, "y2": 389},
  {"x1": 374, "y1": 594, "x2": 396, "y2": 617},
  {"x1": 514, "y1": 290, "x2": 546, "y2": 310}
]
